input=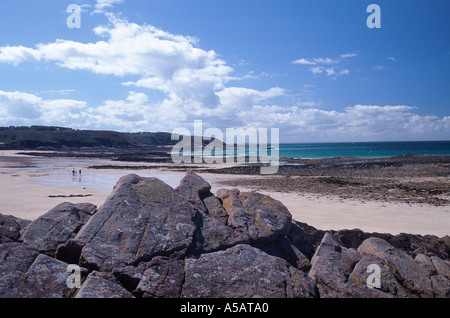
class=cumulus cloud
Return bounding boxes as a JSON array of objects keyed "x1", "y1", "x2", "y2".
[
  {"x1": 0, "y1": 14, "x2": 235, "y2": 115},
  {"x1": 236, "y1": 104, "x2": 450, "y2": 142},
  {"x1": 1, "y1": 15, "x2": 231, "y2": 79},
  {"x1": 0, "y1": 12, "x2": 292, "y2": 133},
  {"x1": 1, "y1": 87, "x2": 448, "y2": 142},
  {"x1": 82, "y1": 87, "x2": 287, "y2": 133},
  {"x1": 0, "y1": 46, "x2": 42, "y2": 66},
  {"x1": 216, "y1": 87, "x2": 286, "y2": 114},
  {"x1": 0, "y1": 90, "x2": 88, "y2": 127},
  {"x1": 43, "y1": 18, "x2": 229, "y2": 81},
  {"x1": 0, "y1": 91, "x2": 43, "y2": 120}
]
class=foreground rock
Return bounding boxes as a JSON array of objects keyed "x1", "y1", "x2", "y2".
[
  {"x1": 0, "y1": 213, "x2": 30, "y2": 243},
  {"x1": 182, "y1": 244, "x2": 317, "y2": 298},
  {"x1": 0, "y1": 172, "x2": 448, "y2": 298},
  {"x1": 0, "y1": 242, "x2": 78, "y2": 298},
  {"x1": 21, "y1": 203, "x2": 96, "y2": 256},
  {"x1": 308, "y1": 234, "x2": 449, "y2": 298},
  {"x1": 61, "y1": 175, "x2": 197, "y2": 272}
]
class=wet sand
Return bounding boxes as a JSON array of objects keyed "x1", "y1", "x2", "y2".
[{"x1": 0, "y1": 150, "x2": 449, "y2": 236}]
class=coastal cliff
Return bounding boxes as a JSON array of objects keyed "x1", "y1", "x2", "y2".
[{"x1": 1, "y1": 172, "x2": 449, "y2": 298}]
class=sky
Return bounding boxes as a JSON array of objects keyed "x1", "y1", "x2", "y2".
[{"x1": 0, "y1": 0, "x2": 448, "y2": 142}]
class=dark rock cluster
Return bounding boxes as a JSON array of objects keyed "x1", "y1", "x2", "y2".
[{"x1": 0, "y1": 172, "x2": 449, "y2": 298}]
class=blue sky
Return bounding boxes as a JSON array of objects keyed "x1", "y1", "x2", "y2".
[{"x1": 0, "y1": 0, "x2": 448, "y2": 142}]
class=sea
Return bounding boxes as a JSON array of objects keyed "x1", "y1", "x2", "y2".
[
  {"x1": 276, "y1": 141, "x2": 450, "y2": 159},
  {"x1": 192, "y1": 140, "x2": 450, "y2": 161}
]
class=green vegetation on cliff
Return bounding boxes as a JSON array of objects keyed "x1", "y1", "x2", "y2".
[{"x1": 0, "y1": 126, "x2": 176, "y2": 149}]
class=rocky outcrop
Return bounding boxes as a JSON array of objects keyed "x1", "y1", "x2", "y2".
[
  {"x1": 296, "y1": 222, "x2": 450, "y2": 261},
  {"x1": 0, "y1": 242, "x2": 78, "y2": 298},
  {"x1": 74, "y1": 271, "x2": 135, "y2": 298},
  {"x1": 182, "y1": 244, "x2": 317, "y2": 298},
  {"x1": 61, "y1": 174, "x2": 197, "y2": 272},
  {"x1": 308, "y1": 233, "x2": 363, "y2": 297},
  {"x1": 0, "y1": 213, "x2": 31, "y2": 243},
  {"x1": 0, "y1": 172, "x2": 448, "y2": 298},
  {"x1": 20, "y1": 202, "x2": 96, "y2": 257}
]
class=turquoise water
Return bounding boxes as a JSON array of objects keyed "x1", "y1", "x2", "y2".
[
  {"x1": 178, "y1": 141, "x2": 450, "y2": 160},
  {"x1": 277, "y1": 141, "x2": 450, "y2": 159}
]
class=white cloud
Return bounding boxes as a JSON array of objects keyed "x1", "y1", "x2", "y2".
[
  {"x1": 97, "y1": 0, "x2": 123, "y2": 7},
  {"x1": 293, "y1": 53, "x2": 357, "y2": 77},
  {"x1": 82, "y1": 87, "x2": 287, "y2": 133},
  {"x1": 41, "y1": 99, "x2": 87, "y2": 123},
  {"x1": 0, "y1": 90, "x2": 87, "y2": 126},
  {"x1": 0, "y1": 13, "x2": 294, "y2": 133},
  {"x1": 232, "y1": 104, "x2": 450, "y2": 142},
  {"x1": 293, "y1": 58, "x2": 318, "y2": 65},
  {"x1": 1, "y1": 88, "x2": 448, "y2": 142},
  {"x1": 292, "y1": 57, "x2": 338, "y2": 66},
  {"x1": 310, "y1": 66, "x2": 323, "y2": 75},
  {"x1": 75, "y1": 17, "x2": 228, "y2": 107},
  {"x1": 216, "y1": 87, "x2": 286, "y2": 116},
  {"x1": 312, "y1": 57, "x2": 339, "y2": 65},
  {"x1": 93, "y1": 0, "x2": 123, "y2": 13},
  {"x1": 0, "y1": 46, "x2": 41, "y2": 66},
  {"x1": 371, "y1": 65, "x2": 385, "y2": 71},
  {"x1": 0, "y1": 14, "x2": 238, "y2": 117},
  {"x1": 0, "y1": 91, "x2": 43, "y2": 120},
  {"x1": 325, "y1": 68, "x2": 335, "y2": 76},
  {"x1": 39, "y1": 89, "x2": 76, "y2": 96},
  {"x1": 1, "y1": 15, "x2": 231, "y2": 82},
  {"x1": 340, "y1": 53, "x2": 358, "y2": 59}
]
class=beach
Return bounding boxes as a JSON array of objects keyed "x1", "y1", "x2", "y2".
[{"x1": 0, "y1": 150, "x2": 449, "y2": 237}]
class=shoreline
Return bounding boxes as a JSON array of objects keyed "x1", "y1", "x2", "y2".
[{"x1": 0, "y1": 150, "x2": 449, "y2": 237}]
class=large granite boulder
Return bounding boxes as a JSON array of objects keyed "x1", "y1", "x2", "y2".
[
  {"x1": 0, "y1": 213, "x2": 31, "y2": 243},
  {"x1": 216, "y1": 188, "x2": 292, "y2": 246},
  {"x1": 181, "y1": 244, "x2": 318, "y2": 298},
  {"x1": 175, "y1": 171, "x2": 247, "y2": 253},
  {"x1": 0, "y1": 242, "x2": 40, "y2": 297},
  {"x1": 135, "y1": 257, "x2": 186, "y2": 298},
  {"x1": 357, "y1": 237, "x2": 448, "y2": 297},
  {"x1": 20, "y1": 202, "x2": 96, "y2": 256},
  {"x1": 0, "y1": 242, "x2": 79, "y2": 298},
  {"x1": 308, "y1": 234, "x2": 450, "y2": 298},
  {"x1": 308, "y1": 233, "x2": 362, "y2": 297},
  {"x1": 64, "y1": 174, "x2": 197, "y2": 272}
]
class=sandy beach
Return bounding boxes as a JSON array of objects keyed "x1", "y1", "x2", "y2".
[{"x1": 0, "y1": 150, "x2": 449, "y2": 237}]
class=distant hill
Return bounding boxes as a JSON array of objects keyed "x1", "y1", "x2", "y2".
[{"x1": 0, "y1": 126, "x2": 179, "y2": 150}]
